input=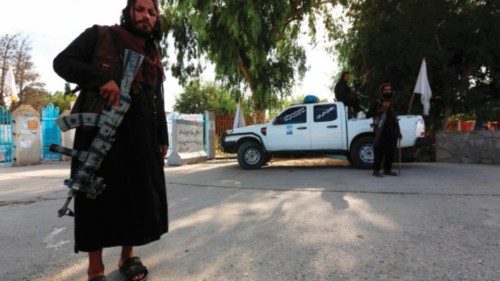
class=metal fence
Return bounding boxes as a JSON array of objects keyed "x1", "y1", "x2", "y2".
[
  {"x1": 41, "y1": 103, "x2": 61, "y2": 161},
  {"x1": 0, "y1": 106, "x2": 13, "y2": 165}
]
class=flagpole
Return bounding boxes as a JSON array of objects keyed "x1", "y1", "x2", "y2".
[
  {"x1": 407, "y1": 92, "x2": 415, "y2": 114},
  {"x1": 398, "y1": 138, "x2": 402, "y2": 175}
]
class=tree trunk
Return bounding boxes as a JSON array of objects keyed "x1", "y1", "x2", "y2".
[
  {"x1": 237, "y1": 52, "x2": 267, "y2": 123},
  {"x1": 441, "y1": 105, "x2": 453, "y2": 131},
  {"x1": 237, "y1": 54, "x2": 255, "y2": 90},
  {"x1": 252, "y1": 109, "x2": 266, "y2": 124}
]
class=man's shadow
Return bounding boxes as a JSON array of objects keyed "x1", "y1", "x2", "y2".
[{"x1": 321, "y1": 191, "x2": 350, "y2": 212}]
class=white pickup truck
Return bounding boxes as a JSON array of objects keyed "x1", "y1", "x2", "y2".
[{"x1": 220, "y1": 101, "x2": 430, "y2": 169}]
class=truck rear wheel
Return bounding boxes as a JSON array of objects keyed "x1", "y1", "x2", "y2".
[
  {"x1": 350, "y1": 136, "x2": 375, "y2": 169},
  {"x1": 237, "y1": 141, "x2": 265, "y2": 169}
]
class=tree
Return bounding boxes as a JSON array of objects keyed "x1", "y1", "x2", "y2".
[
  {"x1": 0, "y1": 34, "x2": 45, "y2": 107},
  {"x1": 9, "y1": 87, "x2": 51, "y2": 112},
  {"x1": 50, "y1": 91, "x2": 77, "y2": 112},
  {"x1": 335, "y1": 0, "x2": 500, "y2": 130},
  {"x1": 64, "y1": 82, "x2": 73, "y2": 96},
  {"x1": 13, "y1": 36, "x2": 44, "y2": 97},
  {"x1": 0, "y1": 34, "x2": 19, "y2": 106},
  {"x1": 162, "y1": 0, "x2": 338, "y2": 122},
  {"x1": 174, "y1": 80, "x2": 251, "y2": 114},
  {"x1": 9, "y1": 89, "x2": 75, "y2": 113}
]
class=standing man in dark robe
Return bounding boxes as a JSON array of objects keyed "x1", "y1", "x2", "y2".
[
  {"x1": 334, "y1": 71, "x2": 361, "y2": 118},
  {"x1": 368, "y1": 83, "x2": 402, "y2": 177},
  {"x1": 53, "y1": 0, "x2": 168, "y2": 280}
]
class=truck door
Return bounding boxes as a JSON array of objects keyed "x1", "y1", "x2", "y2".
[
  {"x1": 267, "y1": 106, "x2": 310, "y2": 151},
  {"x1": 310, "y1": 104, "x2": 343, "y2": 150}
]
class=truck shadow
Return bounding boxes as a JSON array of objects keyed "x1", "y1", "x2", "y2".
[{"x1": 265, "y1": 156, "x2": 354, "y2": 170}]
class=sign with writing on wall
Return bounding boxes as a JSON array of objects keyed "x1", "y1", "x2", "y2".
[
  {"x1": 166, "y1": 113, "x2": 204, "y2": 154},
  {"x1": 27, "y1": 119, "x2": 38, "y2": 131},
  {"x1": 19, "y1": 140, "x2": 32, "y2": 149},
  {"x1": 168, "y1": 118, "x2": 207, "y2": 166},
  {"x1": 167, "y1": 113, "x2": 204, "y2": 123},
  {"x1": 175, "y1": 120, "x2": 204, "y2": 153},
  {"x1": 21, "y1": 115, "x2": 39, "y2": 136}
]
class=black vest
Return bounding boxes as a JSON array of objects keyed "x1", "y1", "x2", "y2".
[{"x1": 71, "y1": 26, "x2": 123, "y2": 114}]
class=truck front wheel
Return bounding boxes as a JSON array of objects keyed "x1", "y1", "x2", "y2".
[
  {"x1": 237, "y1": 142, "x2": 265, "y2": 169},
  {"x1": 350, "y1": 136, "x2": 375, "y2": 169}
]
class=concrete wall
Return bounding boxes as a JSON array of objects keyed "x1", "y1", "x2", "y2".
[
  {"x1": 12, "y1": 105, "x2": 42, "y2": 166},
  {"x1": 167, "y1": 119, "x2": 207, "y2": 166},
  {"x1": 205, "y1": 110, "x2": 215, "y2": 159},
  {"x1": 166, "y1": 113, "x2": 204, "y2": 158},
  {"x1": 436, "y1": 131, "x2": 500, "y2": 164}
]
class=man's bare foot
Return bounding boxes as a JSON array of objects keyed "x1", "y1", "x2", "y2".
[
  {"x1": 88, "y1": 249, "x2": 105, "y2": 280},
  {"x1": 118, "y1": 245, "x2": 134, "y2": 268}
]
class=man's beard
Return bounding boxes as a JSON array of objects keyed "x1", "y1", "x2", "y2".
[{"x1": 132, "y1": 22, "x2": 153, "y2": 37}]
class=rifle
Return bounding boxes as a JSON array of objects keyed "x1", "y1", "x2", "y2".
[
  {"x1": 49, "y1": 49, "x2": 144, "y2": 217},
  {"x1": 373, "y1": 112, "x2": 387, "y2": 146}
]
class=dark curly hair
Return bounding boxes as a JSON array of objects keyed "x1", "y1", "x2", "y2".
[
  {"x1": 339, "y1": 71, "x2": 350, "y2": 82},
  {"x1": 120, "y1": 0, "x2": 163, "y2": 42},
  {"x1": 379, "y1": 82, "x2": 392, "y2": 94}
]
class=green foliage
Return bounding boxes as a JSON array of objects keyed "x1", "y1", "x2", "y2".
[
  {"x1": 267, "y1": 95, "x2": 334, "y2": 119},
  {"x1": 162, "y1": 0, "x2": 337, "y2": 111},
  {"x1": 9, "y1": 87, "x2": 50, "y2": 112},
  {"x1": 50, "y1": 91, "x2": 76, "y2": 112},
  {"x1": 9, "y1": 89, "x2": 76, "y2": 113},
  {"x1": 1, "y1": 34, "x2": 46, "y2": 107},
  {"x1": 173, "y1": 80, "x2": 251, "y2": 114},
  {"x1": 448, "y1": 113, "x2": 476, "y2": 122},
  {"x1": 266, "y1": 94, "x2": 305, "y2": 119},
  {"x1": 63, "y1": 83, "x2": 73, "y2": 96},
  {"x1": 336, "y1": 0, "x2": 500, "y2": 130}
]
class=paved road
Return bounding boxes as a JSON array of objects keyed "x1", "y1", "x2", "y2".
[{"x1": 0, "y1": 159, "x2": 499, "y2": 281}]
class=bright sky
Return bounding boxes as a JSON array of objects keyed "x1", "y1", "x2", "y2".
[{"x1": 0, "y1": 0, "x2": 339, "y2": 111}]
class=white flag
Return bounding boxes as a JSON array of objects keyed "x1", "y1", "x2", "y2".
[
  {"x1": 3, "y1": 66, "x2": 18, "y2": 107},
  {"x1": 233, "y1": 103, "x2": 246, "y2": 129},
  {"x1": 413, "y1": 58, "x2": 432, "y2": 115}
]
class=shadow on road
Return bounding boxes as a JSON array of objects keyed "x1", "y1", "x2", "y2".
[{"x1": 2, "y1": 160, "x2": 498, "y2": 280}]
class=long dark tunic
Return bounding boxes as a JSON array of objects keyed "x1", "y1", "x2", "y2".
[
  {"x1": 368, "y1": 98, "x2": 401, "y2": 172},
  {"x1": 334, "y1": 80, "x2": 350, "y2": 103},
  {"x1": 53, "y1": 26, "x2": 168, "y2": 252},
  {"x1": 334, "y1": 80, "x2": 360, "y2": 117}
]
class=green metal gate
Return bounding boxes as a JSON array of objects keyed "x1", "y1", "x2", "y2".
[{"x1": 0, "y1": 106, "x2": 13, "y2": 165}]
